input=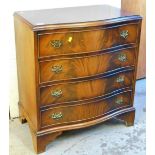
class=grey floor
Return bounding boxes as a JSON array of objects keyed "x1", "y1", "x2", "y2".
[{"x1": 9, "y1": 79, "x2": 146, "y2": 155}]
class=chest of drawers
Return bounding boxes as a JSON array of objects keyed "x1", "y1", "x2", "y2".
[{"x1": 14, "y1": 5, "x2": 142, "y2": 154}]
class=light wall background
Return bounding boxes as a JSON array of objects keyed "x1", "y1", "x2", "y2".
[{"x1": 6, "y1": 0, "x2": 121, "y2": 118}]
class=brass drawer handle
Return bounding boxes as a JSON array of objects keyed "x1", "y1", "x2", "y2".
[
  {"x1": 116, "y1": 76, "x2": 125, "y2": 83},
  {"x1": 115, "y1": 98, "x2": 123, "y2": 105},
  {"x1": 50, "y1": 112, "x2": 63, "y2": 120},
  {"x1": 120, "y1": 30, "x2": 128, "y2": 39},
  {"x1": 118, "y1": 54, "x2": 127, "y2": 62},
  {"x1": 51, "y1": 65, "x2": 63, "y2": 73},
  {"x1": 50, "y1": 40, "x2": 63, "y2": 48},
  {"x1": 51, "y1": 90, "x2": 62, "y2": 97}
]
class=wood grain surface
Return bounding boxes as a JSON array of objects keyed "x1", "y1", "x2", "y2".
[
  {"x1": 14, "y1": 5, "x2": 141, "y2": 31},
  {"x1": 14, "y1": 16, "x2": 38, "y2": 131},
  {"x1": 40, "y1": 70, "x2": 134, "y2": 106},
  {"x1": 41, "y1": 90, "x2": 132, "y2": 128},
  {"x1": 39, "y1": 47, "x2": 136, "y2": 83},
  {"x1": 38, "y1": 23, "x2": 138, "y2": 57}
]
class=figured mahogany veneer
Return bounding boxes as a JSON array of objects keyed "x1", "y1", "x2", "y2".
[
  {"x1": 40, "y1": 69, "x2": 134, "y2": 106},
  {"x1": 38, "y1": 23, "x2": 138, "y2": 57},
  {"x1": 39, "y1": 47, "x2": 136, "y2": 83},
  {"x1": 14, "y1": 5, "x2": 142, "y2": 154},
  {"x1": 41, "y1": 90, "x2": 132, "y2": 128}
]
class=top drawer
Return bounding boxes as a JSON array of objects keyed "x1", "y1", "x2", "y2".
[{"x1": 38, "y1": 23, "x2": 139, "y2": 58}]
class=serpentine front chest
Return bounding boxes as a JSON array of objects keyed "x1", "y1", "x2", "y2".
[{"x1": 14, "y1": 5, "x2": 142, "y2": 154}]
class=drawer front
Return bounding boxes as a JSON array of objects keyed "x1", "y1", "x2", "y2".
[
  {"x1": 38, "y1": 23, "x2": 138, "y2": 57},
  {"x1": 41, "y1": 90, "x2": 132, "y2": 128},
  {"x1": 40, "y1": 70, "x2": 134, "y2": 106},
  {"x1": 39, "y1": 48, "x2": 136, "y2": 83}
]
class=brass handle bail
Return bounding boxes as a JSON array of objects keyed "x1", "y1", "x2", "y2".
[
  {"x1": 50, "y1": 112, "x2": 63, "y2": 120},
  {"x1": 51, "y1": 90, "x2": 62, "y2": 98},
  {"x1": 50, "y1": 40, "x2": 63, "y2": 48},
  {"x1": 118, "y1": 54, "x2": 127, "y2": 62},
  {"x1": 116, "y1": 76, "x2": 125, "y2": 83},
  {"x1": 115, "y1": 98, "x2": 123, "y2": 105},
  {"x1": 120, "y1": 30, "x2": 128, "y2": 39},
  {"x1": 51, "y1": 65, "x2": 63, "y2": 73}
]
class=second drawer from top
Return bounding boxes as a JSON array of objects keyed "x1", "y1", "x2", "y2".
[{"x1": 39, "y1": 47, "x2": 136, "y2": 83}]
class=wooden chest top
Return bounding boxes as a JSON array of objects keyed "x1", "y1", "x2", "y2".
[{"x1": 14, "y1": 5, "x2": 141, "y2": 30}]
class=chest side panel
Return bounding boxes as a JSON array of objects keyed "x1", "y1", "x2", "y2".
[{"x1": 14, "y1": 16, "x2": 38, "y2": 131}]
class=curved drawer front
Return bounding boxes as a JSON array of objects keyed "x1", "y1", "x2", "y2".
[
  {"x1": 38, "y1": 23, "x2": 138, "y2": 57},
  {"x1": 39, "y1": 48, "x2": 136, "y2": 83},
  {"x1": 40, "y1": 70, "x2": 134, "y2": 106},
  {"x1": 41, "y1": 90, "x2": 132, "y2": 128}
]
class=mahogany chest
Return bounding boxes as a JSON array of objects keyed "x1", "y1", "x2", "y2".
[{"x1": 14, "y1": 5, "x2": 142, "y2": 154}]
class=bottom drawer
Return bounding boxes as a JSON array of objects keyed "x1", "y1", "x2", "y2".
[{"x1": 41, "y1": 90, "x2": 132, "y2": 128}]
